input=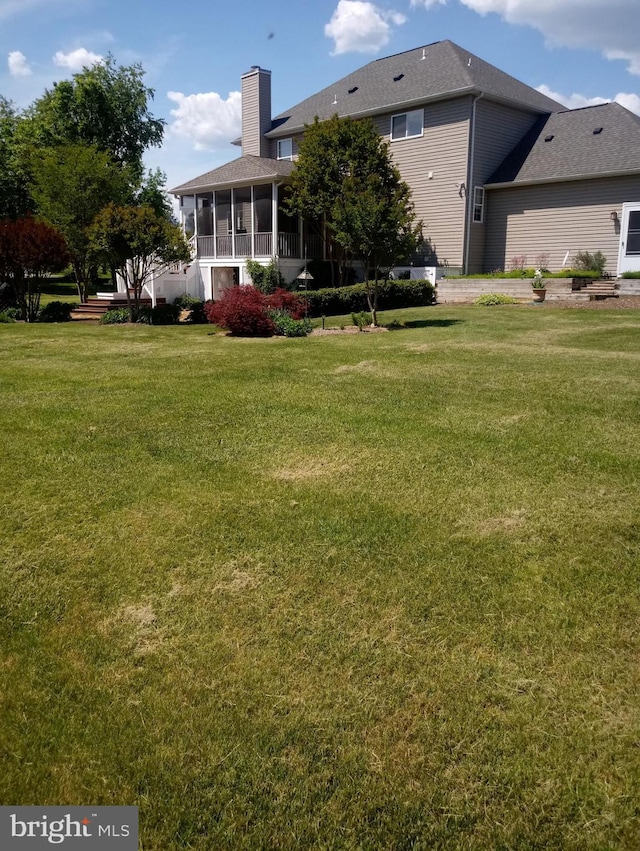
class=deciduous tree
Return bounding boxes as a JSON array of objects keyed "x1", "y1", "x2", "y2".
[
  {"x1": 28, "y1": 144, "x2": 131, "y2": 303},
  {"x1": 332, "y1": 173, "x2": 421, "y2": 326},
  {"x1": 22, "y1": 56, "x2": 164, "y2": 183},
  {"x1": 0, "y1": 97, "x2": 33, "y2": 220},
  {"x1": 88, "y1": 204, "x2": 190, "y2": 322},
  {"x1": 0, "y1": 218, "x2": 68, "y2": 321},
  {"x1": 286, "y1": 115, "x2": 422, "y2": 311}
]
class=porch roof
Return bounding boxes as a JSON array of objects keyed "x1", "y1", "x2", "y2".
[{"x1": 170, "y1": 155, "x2": 294, "y2": 195}]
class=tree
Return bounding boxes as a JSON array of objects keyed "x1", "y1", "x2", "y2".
[
  {"x1": 135, "y1": 168, "x2": 174, "y2": 221},
  {"x1": 332, "y1": 173, "x2": 422, "y2": 326},
  {"x1": 287, "y1": 115, "x2": 421, "y2": 324},
  {"x1": 0, "y1": 97, "x2": 33, "y2": 220},
  {"x1": 22, "y1": 56, "x2": 164, "y2": 184},
  {"x1": 28, "y1": 144, "x2": 131, "y2": 303},
  {"x1": 88, "y1": 204, "x2": 191, "y2": 322},
  {"x1": 0, "y1": 218, "x2": 68, "y2": 321}
]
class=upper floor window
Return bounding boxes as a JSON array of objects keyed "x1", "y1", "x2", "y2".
[
  {"x1": 473, "y1": 186, "x2": 485, "y2": 223},
  {"x1": 391, "y1": 109, "x2": 423, "y2": 141},
  {"x1": 277, "y1": 138, "x2": 293, "y2": 160}
]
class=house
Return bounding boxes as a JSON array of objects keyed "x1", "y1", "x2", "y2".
[{"x1": 168, "y1": 39, "x2": 640, "y2": 303}]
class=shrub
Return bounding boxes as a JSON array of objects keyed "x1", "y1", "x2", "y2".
[
  {"x1": 100, "y1": 308, "x2": 130, "y2": 324},
  {"x1": 0, "y1": 310, "x2": 17, "y2": 323},
  {"x1": 1, "y1": 307, "x2": 20, "y2": 320},
  {"x1": 205, "y1": 286, "x2": 275, "y2": 336},
  {"x1": 150, "y1": 303, "x2": 181, "y2": 325},
  {"x1": 172, "y1": 294, "x2": 208, "y2": 323},
  {"x1": 265, "y1": 288, "x2": 307, "y2": 320},
  {"x1": 173, "y1": 293, "x2": 201, "y2": 309},
  {"x1": 186, "y1": 300, "x2": 208, "y2": 324},
  {"x1": 351, "y1": 311, "x2": 372, "y2": 329},
  {"x1": 572, "y1": 251, "x2": 607, "y2": 276},
  {"x1": 245, "y1": 258, "x2": 285, "y2": 294},
  {"x1": 474, "y1": 293, "x2": 519, "y2": 306},
  {"x1": 38, "y1": 301, "x2": 74, "y2": 322},
  {"x1": 621, "y1": 270, "x2": 640, "y2": 279},
  {"x1": 555, "y1": 269, "x2": 602, "y2": 279},
  {"x1": 269, "y1": 310, "x2": 313, "y2": 337},
  {"x1": 304, "y1": 279, "x2": 435, "y2": 317},
  {"x1": 136, "y1": 306, "x2": 153, "y2": 324}
]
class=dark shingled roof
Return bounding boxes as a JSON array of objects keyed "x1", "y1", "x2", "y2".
[
  {"x1": 486, "y1": 102, "x2": 640, "y2": 186},
  {"x1": 170, "y1": 156, "x2": 294, "y2": 194},
  {"x1": 266, "y1": 39, "x2": 562, "y2": 137}
]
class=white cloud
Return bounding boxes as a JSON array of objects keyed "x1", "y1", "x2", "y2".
[
  {"x1": 615, "y1": 92, "x2": 640, "y2": 115},
  {"x1": 8, "y1": 50, "x2": 32, "y2": 77},
  {"x1": 537, "y1": 84, "x2": 640, "y2": 117},
  {"x1": 411, "y1": 0, "x2": 640, "y2": 77},
  {"x1": 53, "y1": 48, "x2": 103, "y2": 72},
  {"x1": 324, "y1": 1, "x2": 407, "y2": 56},
  {"x1": 536, "y1": 84, "x2": 608, "y2": 111},
  {"x1": 167, "y1": 90, "x2": 242, "y2": 152}
]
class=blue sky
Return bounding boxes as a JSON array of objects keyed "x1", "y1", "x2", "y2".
[{"x1": 1, "y1": 0, "x2": 638, "y2": 191}]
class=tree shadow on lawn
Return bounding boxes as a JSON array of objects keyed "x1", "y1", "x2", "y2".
[{"x1": 388, "y1": 318, "x2": 465, "y2": 330}]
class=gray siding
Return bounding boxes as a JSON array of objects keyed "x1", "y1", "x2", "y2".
[
  {"x1": 468, "y1": 100, "x2": 542, "y2": 272},
  {"x1": 485, "y1": 175, "x2": 640, "y2": 273},
  {"x1": 242, "y1": 68, "x2": 271, "y2": 158},
  {"x1": 377, "y1": 97, "x2": 472, "y2": 268}
]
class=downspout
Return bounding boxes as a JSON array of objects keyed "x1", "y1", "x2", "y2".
[{"x1": 463, "y1": 92, "x2": 483, "y2": 275}]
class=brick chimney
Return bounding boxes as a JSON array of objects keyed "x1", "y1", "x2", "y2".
[{"x1": 241, "y1": 66, "x2": 272, "y2": 158}]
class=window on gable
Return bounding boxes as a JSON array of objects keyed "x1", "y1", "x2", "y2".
[
  {"x1": 473, "y1": 186, "x2": 485, "y2": 223},
  {"x1": 277, "y1": 138, "x2": 293, "y2": 160},
  {"x1": 391, "y1": 109, "x2": 423, "y2": 141}
]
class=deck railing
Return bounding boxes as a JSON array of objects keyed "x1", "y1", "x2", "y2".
[
  {"x1": 278, "y1": 232, "x2": 300, "y2": 258},
  {"x1": 254, "y1": 232, "x2": 273, "y2": 257},
  {"x1": 196, "y1": 231, "x2": 320, "y2": 261}
]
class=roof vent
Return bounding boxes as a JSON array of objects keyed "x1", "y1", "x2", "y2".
[
  {"x1": 332, "y1": 94, "x2": 337, "y2": 105},
  {"x1": 393, "y1": 73, "x2": 404, "y2": 82},
  {"x1": 544, "y1": 134, "x2": 554, "y2": 142},
  {"x1": 420, "y1": 48, "x2": 426, "y2": 60},
  {"x1": 593, "y1": 127, "x2": 603, "y2": 134},
  {"x1": 348, "y1": 86, "x2": 358, "y2": 94},
  {"x1": 467, "y1": 57, "x2": 472, "y2": 67}
]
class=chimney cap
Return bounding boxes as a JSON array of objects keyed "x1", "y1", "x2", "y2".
[{"x1": 242, "y1": 65, "x2": 271, "y2": 77}]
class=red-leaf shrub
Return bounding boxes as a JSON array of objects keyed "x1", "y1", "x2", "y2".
[
  {"x1": 265, "y1": 288, "x2": 307, "y2": 320},
  {"x1": 204, "y1": 285, "x2": 275, "y2": 336}
]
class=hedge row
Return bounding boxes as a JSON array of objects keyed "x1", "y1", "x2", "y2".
[{"x1": 304, "y1": 279, "x2": 435, "y2": 317}]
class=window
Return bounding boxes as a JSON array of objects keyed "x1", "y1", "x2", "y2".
[
  {"x1": 473, "y1": 186, "x2": 485, "y2": 223},
  {"x1": 277, "y1": 138, "x2": 293, "y2": 160},
  {"x1": 391, "y1": 109, "x2": 423, "y2": 141}
]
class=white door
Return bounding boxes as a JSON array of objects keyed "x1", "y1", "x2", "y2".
[{"x1": 617, "y1": 203, "x2": 640, "y2": 275}]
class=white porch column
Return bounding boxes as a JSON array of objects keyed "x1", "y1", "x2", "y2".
[
  {"x1": 212, "y1": 191, "x2": 217, "y2": 259},
  {"x1": 251, "y1": 185, "x2": 255, "y2": 259},
  {"x1": 231, "y1": 190, "x2": 236, "y2": 259},
  {"x1": 272, "y1": 182, "x2": 279, "y2": 259}
]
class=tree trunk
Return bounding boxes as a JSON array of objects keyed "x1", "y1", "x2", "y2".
[{"x1": 73, "y1": 261, "x2": 88, "y2": 304}]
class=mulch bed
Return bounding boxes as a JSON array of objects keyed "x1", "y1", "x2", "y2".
[{"x1": 310, "y1": 325, "x2": 389, "y2": 336}]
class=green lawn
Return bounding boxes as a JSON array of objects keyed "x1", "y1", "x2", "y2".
[{"x1": 1, "y1": 306, "x2": 639, "y2": 849}]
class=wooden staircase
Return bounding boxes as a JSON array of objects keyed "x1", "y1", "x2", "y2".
[
  {"x1": 579, "y1": 279, "x2": 619, "y2": 300},
  {"x1": 71, "y1": 295, "x2": 153, "y2": 319}
]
